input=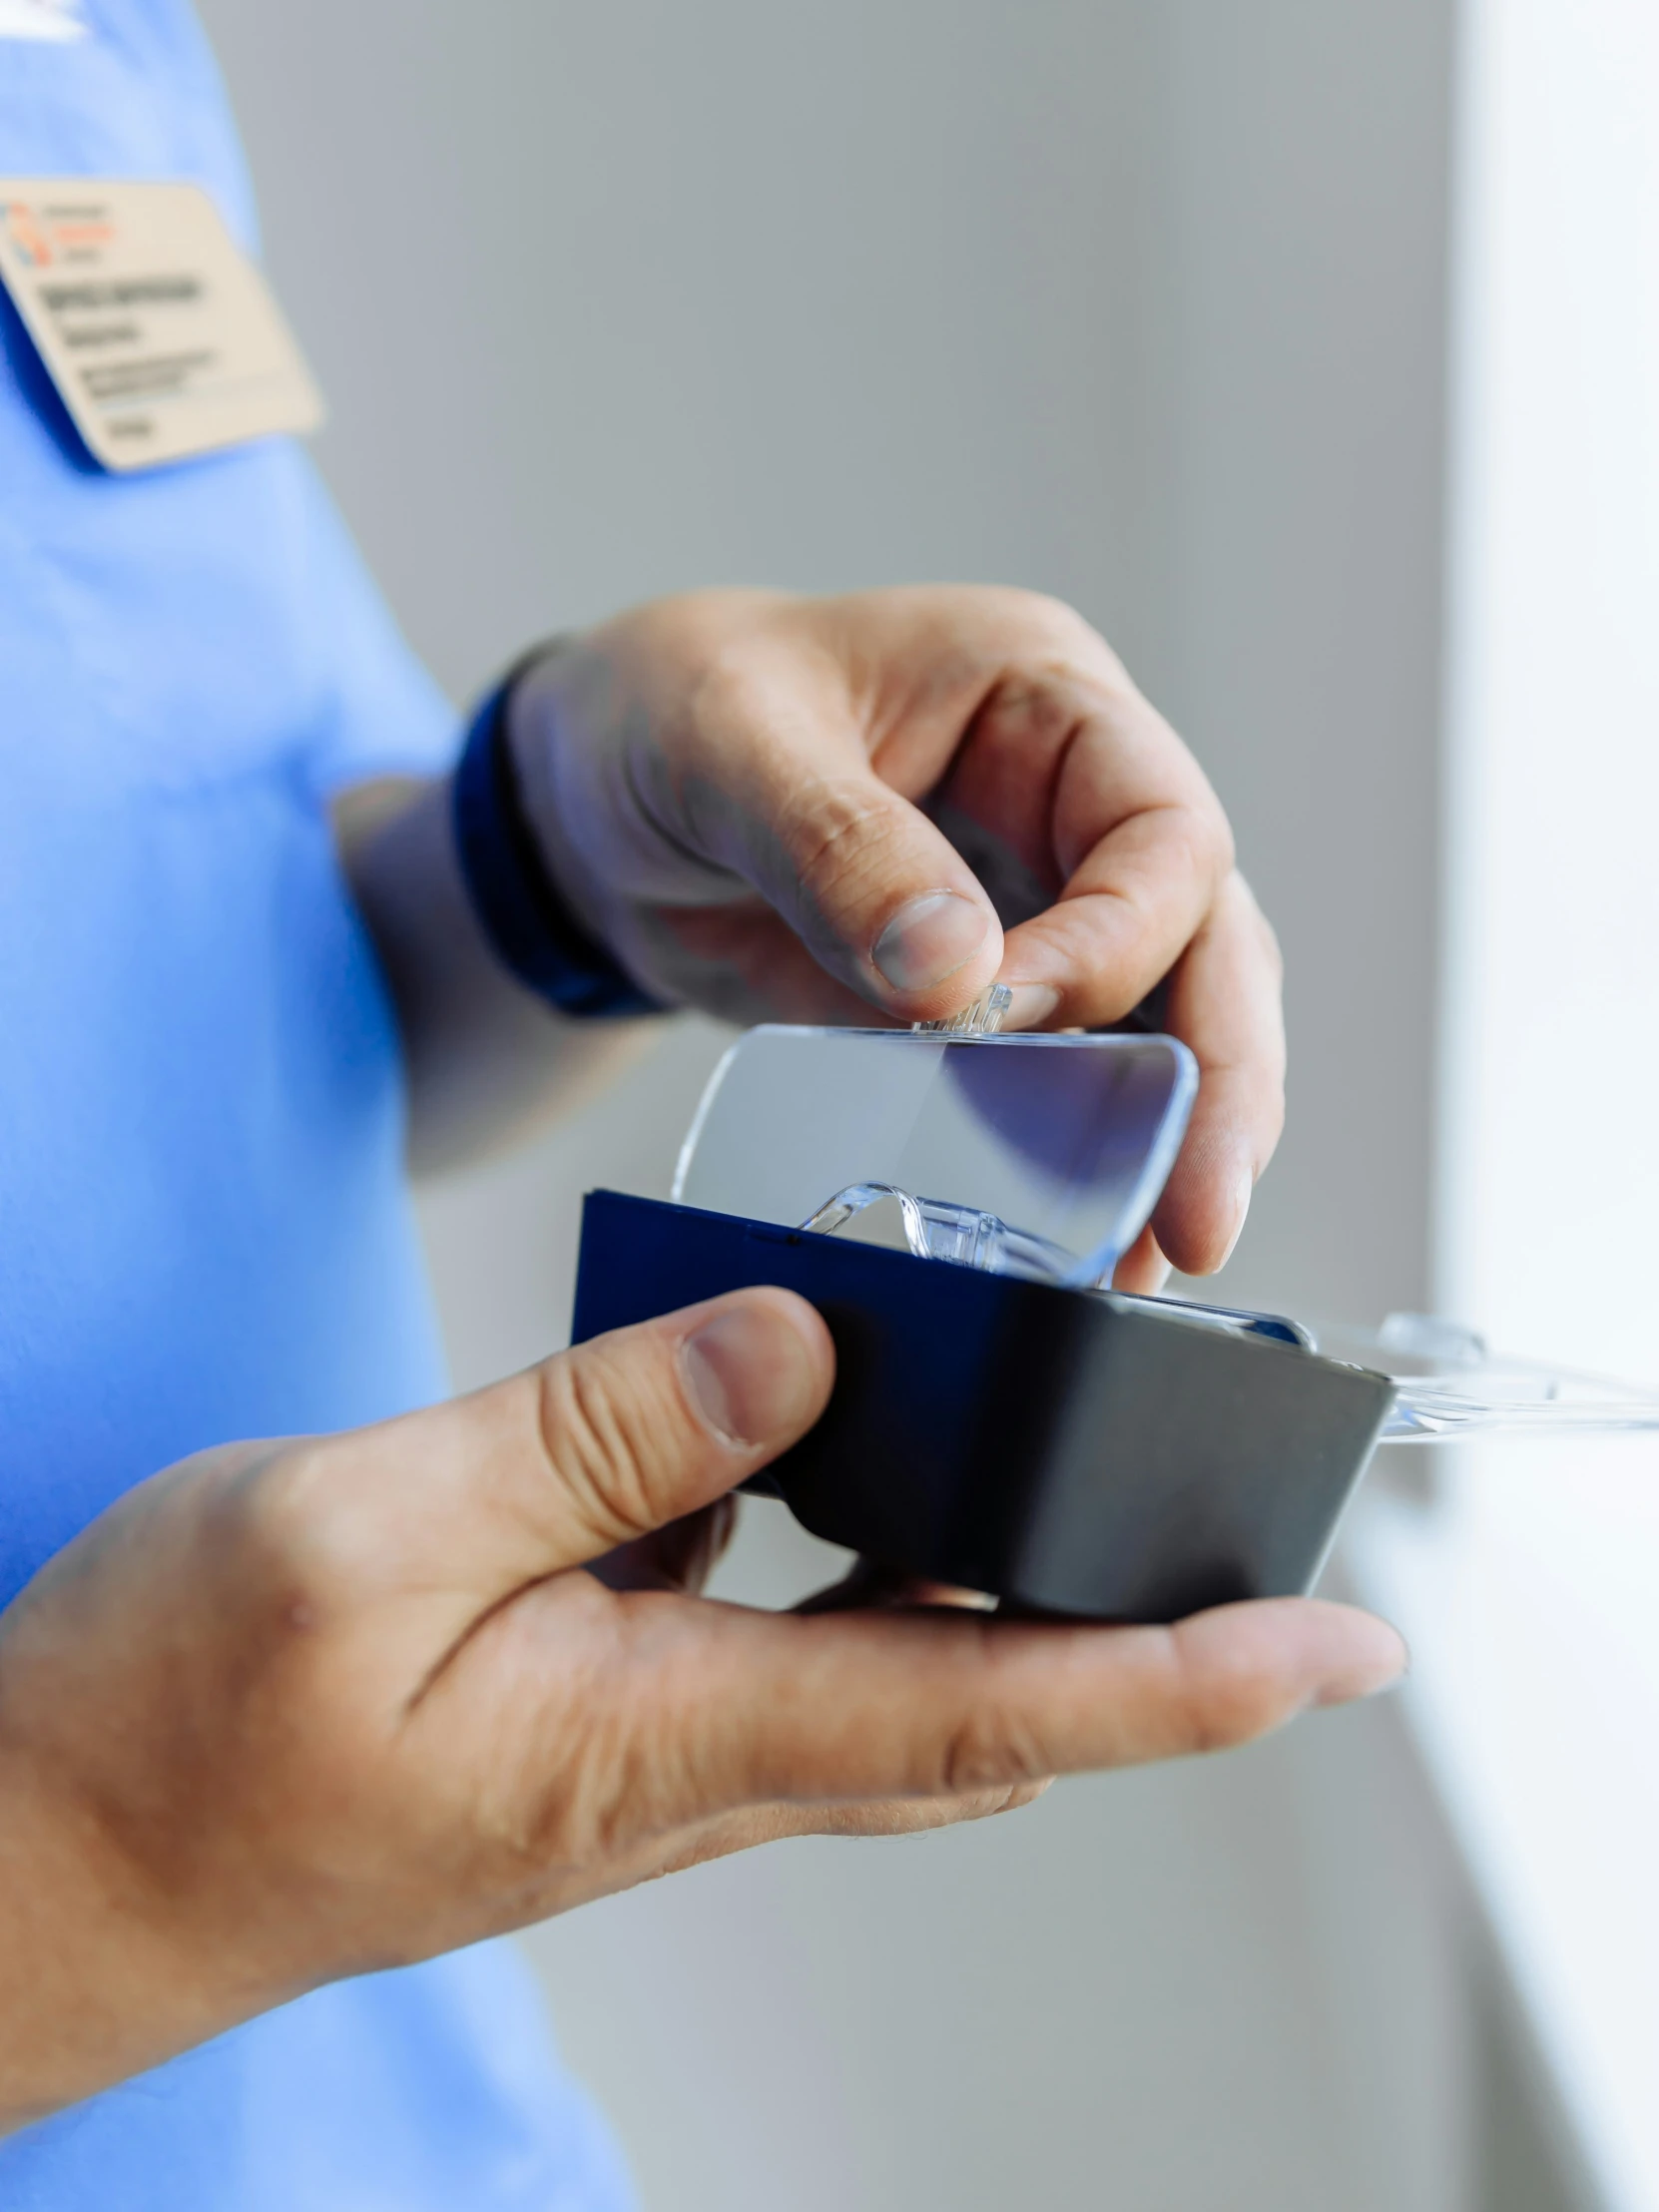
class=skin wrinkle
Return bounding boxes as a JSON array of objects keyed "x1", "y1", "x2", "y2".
[
  {"x1": 729, "y1": 776, "x2": 886, "y2": 924},
  {"x1": 648, "y1": 1783, "x2": 1039, "y2": 1877},
  {"x1": 671, "y1": 770, "x2": 952, "y2": 999},
  {"x1": 530, "y1": 1341, "x2": 677, "y2": 1554},
  {"x1": 778, "y1": 785, "x2": 942, "y2": 957},
  {"x1": 550, "y1": 1760, "x2": 753, "y2": 1893},
  {"x1": 590, "y1": 1494, "x2": 739, "y2": 1596},
  {"x1": 516, "y1": 1665, "x2": 643, "y2": 1871},
  {"x1": 938, "y1": 1700, "x2": 1043, "y2": 1799},
  {"x1": 511, "y1": 1602, "x2": 715, "y2": 1867},
  {"x1": 398, "y1": 1565, "x2": 579, "y2": 1726},
  {"x1": 700, "y1": 1606, "x2": 1022, "y2": 1811},
  {"x1": 589, "y1": 1674, "x2": 711, "y2": 1860}
]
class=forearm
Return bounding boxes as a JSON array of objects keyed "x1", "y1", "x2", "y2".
[{"x1": 336, "y1": 774, "x2": 657, "y2": 1177}]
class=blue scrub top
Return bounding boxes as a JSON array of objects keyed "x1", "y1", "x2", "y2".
[{"x1": 0, "y1": 8, "x2": 633, "y2": 2206}]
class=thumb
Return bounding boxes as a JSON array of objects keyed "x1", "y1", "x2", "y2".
[
  {"x1": 693, "y1": 733, "x2": 1004, "y2": 1020},
  {"x1": 804, "y1": 783, "x2": 1004, "y2": 1021},
  {"x1": 320, "y1": 1289, "x2": 832, "y2": 1611}
]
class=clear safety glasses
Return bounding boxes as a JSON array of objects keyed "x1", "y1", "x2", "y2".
[{"x1": 672, "y1": 1011, "x2": 1659, "y2": 1448}]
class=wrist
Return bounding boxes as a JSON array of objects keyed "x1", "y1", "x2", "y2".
[
  {"x1": 502, "y1": 639, "x2": 614, "y2": 952},
  {"x1": 0, "y1": 1749, "x2": 237, "y2": 2126},
  {"x1": 450, "y1": 646, "x2": 665, "y2": 1020}
]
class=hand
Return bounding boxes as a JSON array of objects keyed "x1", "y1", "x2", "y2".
[
  {"x1": 510, "y1": 588, "x2": 1285, "y2": 1285},
  {"x1": 0, "y1": 1288, "x2": 1401, "y2": 2126}
]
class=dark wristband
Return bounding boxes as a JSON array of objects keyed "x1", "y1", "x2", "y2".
[{"x1": 450, "y1": 662, "x2": 666, "y2": 1020}]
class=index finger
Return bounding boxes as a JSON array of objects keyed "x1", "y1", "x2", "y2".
[
  {"x1": 950, "y1": 665, "x2": 1283, "y2": 1273},
  {"x1": 1149, "y1": 869, "x2": 1288, "y2": 1276},
  {"x1": 942, "y1": 663, "x2": 1234, "y2": 1030},
  {"x1": 656, "y1": 1596, "x2": 1404, "y2": 1818}
]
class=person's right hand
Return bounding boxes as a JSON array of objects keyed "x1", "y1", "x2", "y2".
[{"x1": 0, "y1": 1287, "x2": 1405, "y2": 2129}]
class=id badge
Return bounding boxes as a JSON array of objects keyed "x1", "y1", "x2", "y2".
[{"x1": 0, "y1": 179, "x2": 323, "y2": 471}]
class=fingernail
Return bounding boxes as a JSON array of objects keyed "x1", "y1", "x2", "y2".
[
  {"x1": 1001, "y1": 983, "x2": 1061, "y2": 1030},
  {"x1": 1219, "y1": 1160, "x2": 1256, "y2": 1267},
  {"x1": 871, "y1": 890, "x2": 989, "y2": 994},
  {"x1": 682, "y1": 1299, "x2": 825, "y2": 1448},
  {"x1": 1313, "y1": 1616, "x2": 1410, "y2": 1708}
]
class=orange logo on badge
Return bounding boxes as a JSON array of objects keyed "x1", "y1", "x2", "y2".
[{"x1": 2, "y1": 201, "x2": 54, "y2": 269}]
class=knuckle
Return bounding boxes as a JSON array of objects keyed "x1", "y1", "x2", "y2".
[
  {"x1": 533, "y1": 1342, "x2": 688, "y2": 1546},
  {"x1": 1258, "y1": 934, "x2": 1286, "y2": 1004},
  {"x1": 999, "y1": 587, "x2": 1122, "y2": 671},
  {"x1": 937, "y1": 1701, "x2": 1051, "y2": 1797},
  {"x1": 1254, "y1": 902, "x2": 1287, "y2": 987},
  {"x1": 1169, "y1": 1634, "x2": 1291, "y2": 1756},
  {"x1": 980, "y1": 670, "x2": 1086, "y2": 759},
  {"x1": 953, "y1": 1778, "x2": 1052, "y2": 1822},
  {"x1": 221, "y1": 1443, "x2": 359, "y2": 1617},
  {"x1": 1210, "y1": 808, "x2": 1239, "y2": 881},
  {"x1": 1262, "y1": 1064, "x2": 1289, "y2": 1146},
  {"x1": 1112, "y1": 807, "x2": 1230, "y2": 940},
  {"x1": 1175, "y1": 803, "x2": 1234, "y2": 890},
  {"x1": 99, "y1": 1464, "x2": 400, "y2": 1865},
  {"x1": 1226, "y1": 870, "x2": 1285, "y2": 979},
  {"x1": 522, "y1": 1636, "x2": 703, "y2": 1869},
  {"x1": 683, "y1": 642, "x2": 772, "y2": 741},
  {"x1": 521, "y1": 1721, "x2": 638, "y2": 1873},
  {"x1": 1183, "y1": 798, "x2": 1234, "y2": 884}
]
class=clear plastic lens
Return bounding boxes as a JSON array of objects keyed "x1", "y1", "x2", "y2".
[
  {"x1": 673, "y1": 1024, "x2": 1198, "y2": 1290},
  {"x1": 1309, "y1": 1316, "x2": 1659, "y2": 1442},
  {"x1": 671, "y1": 1024, "x2": 1659, "y2": 1443}
]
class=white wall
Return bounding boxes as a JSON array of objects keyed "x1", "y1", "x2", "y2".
[
  {"x1": 192, "y1": 2, "x2": 1544, "y2": 2205},
  {"x1": 1381, "y1": 3, "x2": 1659, "y2": 2205},
  {"x1": 1132, "y1": 1, "x2": 1455, "y2": 1326}
]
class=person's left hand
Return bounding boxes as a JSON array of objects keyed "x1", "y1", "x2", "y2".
[{"x1": 510, "y1": 587, "x2": 1284, "y2": 1288}]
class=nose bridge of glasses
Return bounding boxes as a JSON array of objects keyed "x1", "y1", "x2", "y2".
[{"x1": 799, "y1": 1181, "x2": 1088, "y2": 1284}]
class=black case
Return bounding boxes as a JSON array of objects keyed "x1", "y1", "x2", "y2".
[{"x1": 571, "y1": 1189, "x2": 1394, "y2": 1623}]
